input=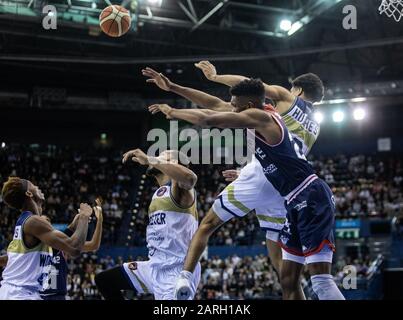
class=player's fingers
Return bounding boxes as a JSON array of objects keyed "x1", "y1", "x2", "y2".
[
  {"x1": 132, "y1": 156, "x2": 139, "y2": 163},
  {"x1": 145, "y1": 67, "x2": 160, "y2": 77},
  {"x1": 160, "y1": 73, "x2": 169, "y2": 81},
  {"x1": 122, "y1": 153, "x2": 129, "y2": 163},
  {"x1": 142, "y1": 70, "x2": 154, "y2": 78},
  {"x1": 200, "y1": 61, "x2": 211, "y2": 69},
  {"x1": 146, "y1": 79, "x2": 157, "y2": 84}
]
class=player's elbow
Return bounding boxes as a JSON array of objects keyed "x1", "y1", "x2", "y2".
[
  {"x1": 83, "y1": 243, "x2": 97, "y2": 253},
  {"x1": 68, "y1": 248, "x2": 81, "y2": 258},
  {"x1": 185, "y1": 172, "x2": 198, "y2": 189}
]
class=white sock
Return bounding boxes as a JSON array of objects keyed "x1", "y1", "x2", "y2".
[{"x1": 311, "y1": 274, "x2": 345, "y2": 300}]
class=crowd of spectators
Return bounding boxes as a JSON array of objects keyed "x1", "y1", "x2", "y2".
[
  {"x1": 0, "y1": 144, "x2": 397, "y2": 300},
  {"x1": 62, "y1": 253, "x2": 374, "y2": 300},
  {"x1": 1, "y1": 144, "x2": 402, "y2": 251},
  {"x1": 0, "y1": 144, "x2": 133, "y2": 250},
  {"x1": 310, "y1": 154, "x2": 403, "y2": 219}
]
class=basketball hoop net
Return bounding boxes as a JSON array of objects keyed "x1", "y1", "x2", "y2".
[{"x1": 379, "y1": 0, "x2": 403, "y2": 22}]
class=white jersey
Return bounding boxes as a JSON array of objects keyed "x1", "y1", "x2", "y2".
[
  {"x1": 146, "y1": 182, "x2": 198, "y2": 262},
  {"x1": 1, "y1": 212, "x2": 53, "y2": 293}
]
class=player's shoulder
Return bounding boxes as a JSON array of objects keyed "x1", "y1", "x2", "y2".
[{"x1": 241, "y1": 107, "x2": 274, "y2": 121}]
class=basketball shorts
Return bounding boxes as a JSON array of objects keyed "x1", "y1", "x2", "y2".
[
  {"x1": 212, "y1": 158, "x2": 287, "y2": 242},
  {"x1": 278, "y1": 177, "x2": 336, "y2": 264},
  {"x1": 122, "y1": 256, "x2": 201, "y2": 300},
  {"x1": 0, "y1": 283, "x2": 42, "y2": 300}
]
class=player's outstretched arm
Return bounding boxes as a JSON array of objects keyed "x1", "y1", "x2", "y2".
[
  {"x1": 195, "y1": 60, "x2": 295, "y2": 113},
  {"x1": 25, "y1": 203, "x2": 92, "y2": 258},
  {"x1": 123, "y1": 148, "x2": 197, "y2": 191},
  {"x1": 149, "y1": 104, "x2": 270, "y2": 129},
  {"x1": 195, "y1": 60, "x2": 249, "y2": 87},
  {"x1": 142, "y1": 67, "x2": 231, "y2": 112}
]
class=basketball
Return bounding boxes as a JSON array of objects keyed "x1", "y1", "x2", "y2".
[{"x1": 99, "y1": 5, "x2": 131, "y2": 38}]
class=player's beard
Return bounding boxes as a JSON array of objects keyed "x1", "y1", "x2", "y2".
[{"x1": 146, "y1": 166, "x2": 162, "y2": 177}]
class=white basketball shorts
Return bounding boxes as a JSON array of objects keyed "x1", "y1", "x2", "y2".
[
  {"x1": 122, "y1": 257, "x2": 201, "y2": 300},
  {"x1": 212, "y1": 158, "x2": 287, "y2": 242}
]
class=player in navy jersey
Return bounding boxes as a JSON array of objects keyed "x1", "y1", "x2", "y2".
[
  {"x1": 38, "y1": 198, "x2": 103, "y2": 300},
  {"x1": 149, "y1": 79, "x2": 344, "y2": 300}
]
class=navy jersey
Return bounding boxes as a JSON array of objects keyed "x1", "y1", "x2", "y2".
[
  {"x1": 248, "y1": 111, "x2": 316, "y2": 198},
  {"x1": 39, "y1": 228, "x2": 72, "y2": 298}
]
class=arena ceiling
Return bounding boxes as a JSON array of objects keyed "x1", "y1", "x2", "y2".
[{"x1": 0, "y1": 0, "x2": 403, "y2": 105}]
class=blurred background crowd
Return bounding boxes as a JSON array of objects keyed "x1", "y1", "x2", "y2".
[{"x1": 0, "y1": 144, "x2": 402, "y2": 300}]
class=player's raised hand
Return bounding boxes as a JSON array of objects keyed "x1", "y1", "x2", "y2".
[
  {"x1": 122, "y1": 149, "x2": 150, "y2": 165},
  {"x1": 222, "y1": 169, "x2": 240, "y2": 182},
  {"x1": 195, "y1": 61, "x2": 217, "y2": 81},
  {"x1": 93, "y1": 197, "x2": 103, "y2": 221},
  {"x1": 142, "y1": 67, "x2": 173, "y2": 91},
  {"x1": 148, "y1": 104, "x2": 174, "y2": 119},
  {"x1": 79, "y1": 203, "x2": 93, "y2": 218}
]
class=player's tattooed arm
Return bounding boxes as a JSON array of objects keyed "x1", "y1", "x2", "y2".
[
  {"x1": 0, "y1": 255, "x2": 8, "y2": 267},
  {"x1": 24, "y1": 203, "x2": 92, "y2": 258},
  {"x1": 142, "y1": 67, "x2": 231, "y2": 112},
  {"x1": 195, "y1": 61, "x2": 295, "y2": 113}
]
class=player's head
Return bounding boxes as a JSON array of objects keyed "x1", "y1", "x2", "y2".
[
  {"x1": 230, "y1": 79, "x2": 266, "y2": 112},
  {"x1": 1, "y1": 177, "x2": 45, "y2": 214},
  {"x1": 290, "y1": 73, "x2": 324, "y2": 103},
  {"x1": 146, "y1": 150, "x2": 190, "y2": 182}
]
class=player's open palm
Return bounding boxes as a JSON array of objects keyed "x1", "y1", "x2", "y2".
[
  {"x1": 195, "y1": 61, "x2": 217, "y2": 81},
  {"x1": 142, "y1": 67, "x2": 172, "y2": 91},
  {"x1": 148, "y1": 104, "x2": 173, "y2": 119}
]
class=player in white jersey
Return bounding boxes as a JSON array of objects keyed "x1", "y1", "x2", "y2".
[
  {"x1": 95, "y1": 149, "x2": 200, "y2": 300},
  {"x1": 142, "y1": 66, "x2": 323, "y2": 291},
  {"x1": 0, "y1": 177, "x2": 93, "y2": 300}
]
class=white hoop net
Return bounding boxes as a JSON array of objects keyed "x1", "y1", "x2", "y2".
[{"x1": 379, "y1": 0, "x2": 403, "y2": 22}]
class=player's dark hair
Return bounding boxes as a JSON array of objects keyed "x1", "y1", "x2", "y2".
[
  {"x1": 291, "y1": 73, "x2": 324, "y2": 103},
  {"x1": 1, "y1": 177, "x2": 27, "y2": 210},
  {"x1": 230, "y1": 78, "x2": 266, "y2": 106}
]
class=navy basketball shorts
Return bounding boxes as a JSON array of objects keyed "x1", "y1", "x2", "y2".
[{"x1": 278, "y1": 178, "x2": 336, "y2": 262}]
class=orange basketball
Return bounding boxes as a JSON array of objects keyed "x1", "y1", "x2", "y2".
[{"x1": 99, "y1": 5, "x2": 131, "y2": 37}]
